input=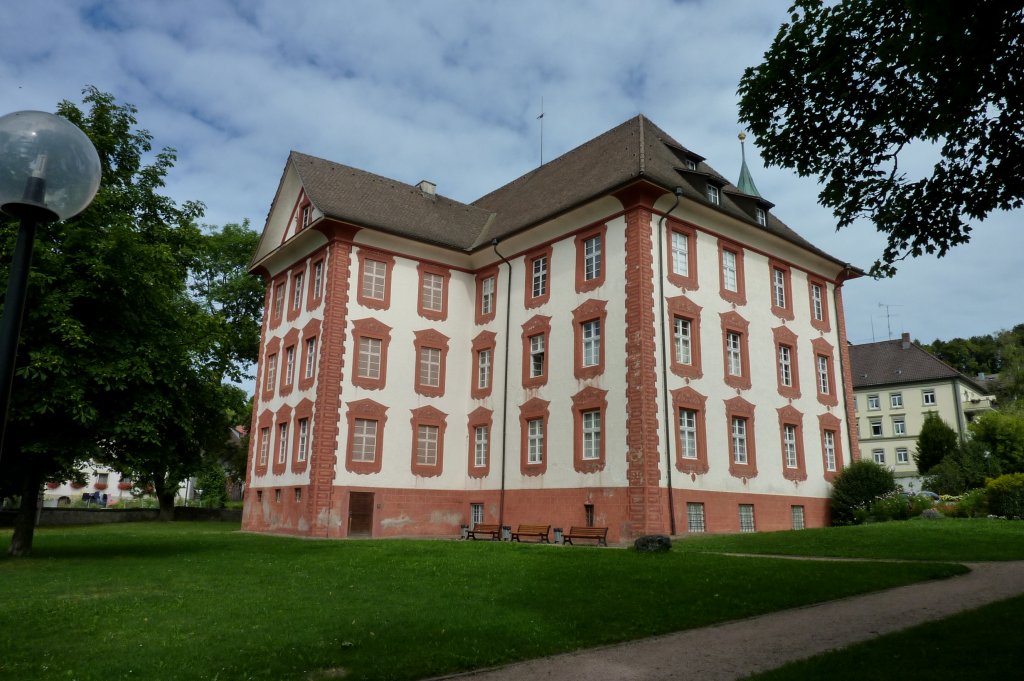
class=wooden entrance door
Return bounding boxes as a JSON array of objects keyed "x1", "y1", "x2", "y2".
[{"x1": 348, "y1": 492, "x2": 374, "y2": 537}]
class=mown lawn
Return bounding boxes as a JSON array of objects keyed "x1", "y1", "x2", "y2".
[{"x1": 0, "y1": 521, "x2": 981, "y2": 681}]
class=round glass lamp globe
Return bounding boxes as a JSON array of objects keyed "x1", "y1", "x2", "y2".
[{"x1": 0, "y1": 110, "x2": 102, "y2": 222}]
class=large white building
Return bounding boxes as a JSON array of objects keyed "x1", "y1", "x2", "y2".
[{"x1": 243, "y1": 116, "x2": 862, "y2": 542}]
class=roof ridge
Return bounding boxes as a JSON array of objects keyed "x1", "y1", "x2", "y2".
[{"x1": 638, "y1": 113, "x2": 646, "y2": 175}]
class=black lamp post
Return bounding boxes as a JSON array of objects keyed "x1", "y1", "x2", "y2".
[{"x1": 0, "y1": 111, "x2": 101, "y2": 462}]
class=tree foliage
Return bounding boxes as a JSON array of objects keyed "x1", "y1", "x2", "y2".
[
  {"x1": 738, "y1": 0, "x2": 1024, "y2": 275},
  {"x1": 968, "y1": 410, "x2": 1024, "y2": 474},
  {"x1": 830, "y1": 459, "x2": 897, "y2": 525},
  {"x1": 922, "y1": 324, "x2": 1024, "y2": 403},
  {"x1": 914, "y1": 412, "x2": 959, "y2": 474},
  {"x1": 0, "y1": 87, "x2": 262, "y2": 555}
]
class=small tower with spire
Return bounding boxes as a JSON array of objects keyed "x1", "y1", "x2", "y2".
[{"x1": 736, "y1": 131, "x2": 762, "y2": 197}]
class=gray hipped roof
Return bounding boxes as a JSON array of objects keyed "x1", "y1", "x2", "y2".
[
  {"x1": 850, "y1": 336, "x2": 987, "y2": 393},
  {"x1": 287, "y1": 115, "x2": 852, "y2": 268}
]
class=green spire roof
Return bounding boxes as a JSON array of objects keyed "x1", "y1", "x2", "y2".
[{"x1": 736, "y1": 133, "x2": 761, "y2": 197}]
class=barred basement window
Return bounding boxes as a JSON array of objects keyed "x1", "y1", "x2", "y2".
[
  {"x1": 739, "y1": 504, "x2": 755, "y2": 533},
  {"x1": 686, "y1": 502, "x2": 706, "y2": 533},
  {"x1": 791, "y1": 505, "x2": 805, "y2": 530}
]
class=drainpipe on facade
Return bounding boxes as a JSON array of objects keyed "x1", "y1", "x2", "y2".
[
  {"x1": 656, "y1": 187, "x2": 684, "y2": 536},
  {"x1": 492, "y1": 240, "x2": 513, "y2": 533}
]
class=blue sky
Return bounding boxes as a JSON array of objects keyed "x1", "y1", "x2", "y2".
[{"x1": 3, "y1": 0, "x2": 1021, "y2": 355}]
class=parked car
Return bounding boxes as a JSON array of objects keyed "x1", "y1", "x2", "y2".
[{"x1": 917, "y1": 490, "x2": 941, "y2": 501}]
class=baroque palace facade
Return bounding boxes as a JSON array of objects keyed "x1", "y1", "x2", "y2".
[{"x1": 243, "y1": 116, "x2": 862, "y2": 542}]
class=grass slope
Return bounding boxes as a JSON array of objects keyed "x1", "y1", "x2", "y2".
[{"x1": 0, "y1": 522, "x2": 965, "y2": 681}]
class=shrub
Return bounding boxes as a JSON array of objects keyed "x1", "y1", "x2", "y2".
[
  {"x1": 986, "y1": 473, "x2": 1024, "y2": 518},
  {"x1": 830, "y1": 460, "x2": 897, "y2": 525},
  {"x1": 867, "y1": 491, "x2": 909, "y2": 522},
  {"x1": 955, "y1": 488, "x2": 989, "y2": 518}
]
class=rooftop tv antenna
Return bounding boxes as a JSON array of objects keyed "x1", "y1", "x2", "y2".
[
  {"x1": 537, "y1": 97, "x2": 545, "y2": 166},
  {"x1": 878, "y1": 302, "x2": 903, "y2": 339}
]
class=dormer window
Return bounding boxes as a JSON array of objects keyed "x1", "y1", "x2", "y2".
[
  {"x1": 706, "y1": 184, "x2": 720, "y2": 206},
  {"x1": 301, "y1": 204, "x2": 312, "y2": 228},
  {"x1": 755, "y1": 207, "x2": 767, "y2": 226},
  {"x1": 685, "y1": 159, "x2": 697, "y2": 171}
]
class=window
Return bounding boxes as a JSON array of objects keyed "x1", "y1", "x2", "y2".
[
  {"x1": 413, "y1": 329, "x2": 449, "y2": 397},
  {"x1": 531, "y1": 254, "x2": 548, "y2": 299},
  {"x1": 581, "y1": 409, "x2": 601, "y2": 460},
  {"x1": 292, "y1": 273, "x2": 304, "y2": 311},
  {"x1": 519, "y1": 397, "x2": 549, "y2": 475},
  {"x1": 265, "y1": 353, "x2": 277, "y2": 391},
  {"x1": 755, "y1": 206, "x2": 767, "y2": 226},
  {"x1": 356, "y1": 249, "x2": 394, "y2": 310},
  {"x1": 731, "y1": 417, "x2": 748, "y2": 465},
  {"x1": 524, "y1": 246, "x2": 552, "y2": 307},
  {"x1": 575, "y1": 225, "x2": 607, "y2": 292},
  {"x1": 301, "y1": 204, "x2": 312, "y2": 228},
  {"x1": 896, "y1": 447, "x2": 909, "y2": 464},
  {"x1": 783, "y1": 424, "x2": 798, "y2": 468},
  {"x1": 811, "y1": 338, "x2": 838, "y2": 406},
  {"x1": 358, "y1": 337, "x2": 382, "y2": 380},
  {"x1": 778, "y1": 344, "x2": 792, "y2": 387},
  {"x1": 584, "y1": 503, "x2": 595, "y2": 527},
  {"x1": 679, "y1": 408, "x2": 698, "y2": 459},
  {"x1": 527, "y1": 419, "x2": 544, "y2": 464},
  {"x1": 668, "y1": 296, "x2": 703, "y2": 379},
  {"x1": 583, "y1": 235, "x2": 602, "y2": 281},
  {"x1": 521, "y1": 316, "x2": 551, "y2": 388},
  {"x1": 477, "y1": 349, "x2": 492, "y2": 391},
  {"x1": 471, "y1": 503, "x2": 484, "y2": 526},
  {"x1": 352, "y1": 419, "x2": 377, "y2": 462},
  {"x1": 773, "y1": 268, "x2": 786, "y2": 308},
  {"x1": 768, "y1": 260, "x2": 794, "y2": 320},
  {"x1": 312, "y1": 260, "x2": 323, "y2": 299},
  {"x1": 256, "y1": 490, "x2": 263, "y2": 503},
  {"x1": 923, "y1": 389, "x2": 936, "y2": 405},
  {"x1": 304, "y1": 337, "x2": 317, "y2": 379},
  {"x1": 791, "y1": 505, "x2": 805, "y2": 530},
  {"x1": 416, "y1": 425, "x2": 439, "y2": 466},
  {"x1": 259, "y1": 427, "x2": 270, "y2": 466},
  {"x1": 808, "y1": 278, "x2": 831, "y2": 331},
  {"x1": 890, "y1": 392, "x2": 903, "y2": 408},
  {"x1": 817, "y1": 355, "x2": 830, "y2": 395},
  {"x1": 474, "y1": 426, "x2": 488, "y2": 468},
  {"x1": 362, "y1": 259, "x2": 387, "y2": 301},
  {"x1": 718, "y1": 240, "x2": 746, "y2": 304},
  {"x1": 480, "y1": 276, "x2": 494, "y2": 316},
  {"x1": 581, "y1": 319, "x2": 600, "y2": 367},
  {"x1": 278, "y1": 422, "x2": 289, "y2": 464},
  {"x1": 275, "y1": 489, "x2": 281, "y2": 503},
  {"x1": 870, "y1": 420, "x2": 883, "y2": 437},
  {"x1": 417, "y1": 265, "x2": 449, "y2": 320},
  {"x1": 823, "y1": 430, "x2": 837, "y2": 472},
  {"x1": 297, "y1": 418, "x2": 309, "y2": 463},
  {"x1": 671, "y1": 230, "x2": 689, "y2": 277},
  {"x1": 739, "y1": 504, "x2": 755, "y2": 533},
  {"x1": 284, "y1": 345, "x2": 296, "y2": 387},
  {"x1": 475, "y1": 268, "x2": 499, "y2": 324},
  {"x1": 706, "y1": 183, "x2": 720, "y2": 205},
  {"x1": 471, "y1": 331, "x2": 496, "y2": 399},
  {"x1": 873, "y1": 449, "x2": 886, "y2": 464},
  {"x1": 674, "y1": 317, "x2": 692, "y2": 365},
  {"x1": 273, "y1": 281, "x2": 285, "y2": 319},
  {"x1": 721, "y1": 310, "x2": 751, "y2": 390},
  {"x1": 893, "y1": 418, "x2": 906, "y2": 436},
  {"x1": 867, "y1": 394, "x2": 880, "y2": 410},
  {"x1": 687, "y1": 502, "x2": 706, "y2": 533},
  {"x1": 295, "y1": 487, "x2": 302, "y2": 502}
]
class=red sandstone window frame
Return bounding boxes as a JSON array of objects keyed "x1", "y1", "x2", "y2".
[
  {"x1": 571, "y1": 386, "x2": 608, "y2": 473},
  {"x1": 665, "y1": 219, "x2": 698, "y2": 290},
  {"x1": 475, "y1": 267, "x2": 499, "y2": 325},
  {"x1": 808, "y1": 277, "x2": 831, "y2": 332},
  {"x1": 355, "y1": 248, "x2": 395, "y2": 310},
  {"x1": 271, "y1": 277, "x2": 286, "y2": 326},
  {"x1": 308, "y1": 257, "x2": 325, "y2": 308},
  {"x1": 524, "y1": 245, "x2": 553, "y2": 309},
  {"x1": 345, "y1": 399, "x2": 387, "y2": 474},
  {"x1": 572, "y1": 299, "x2": 607, "y2": 380},
  {"x1": 672, "y1": 386, "x2": 709, "y2": 475},
  {"x1": 413, "y1": 328, "x2": 449, "y2": 397},
  {"x1": 467, "y1": 407, "x2": 492, "y2": 478},
  {"x1": 410, "y1": 405, "x2": 447, "y2": 478},
  {"x1": 521, "y1": 315, "x2": 551, "y2": 388},
  {"x1": 281, "y1": 344, "x2": 296, "y2": 394},
  {"x1": 299, "y1": 335, "x2": 317, "y2": 391},
  {"x1": 471, "y1": 331, "x2": 496, "y2": 399},
  {"x1": 575, "y1": 224, "x2": 608, "y2": 293},
  {"x1": 416, "y1": 262, "x2": 451, "y2": 322},
  {"x1": 351, "y1": 318, "x2": 392, "y2": 390},
  {"x1": 717, "y1": 239, "x2": 746, "y2": 305},
  {"x1": 288, "y1": 267, "x2": 306, "y2": 322},
  {"x1": 254, "y1": 410, "x2": 273, "y2": 477},
  {"x1": 772, "y1": 326, "x2": 801, "y2": 399},
  {"x1": 720, "y1": 311, "x2": 751, "y2": 390},
  {"x1": 667, "y1": 295, "x2": 703, "y2": 380},
  {"x1": 725, "y1": 396, "x2": 758, "y2": 479},
  {"x1": 519, "y1": 397, "x2": 549, "y2": 476},
  {"x1": 768, "y1": 259, "x2": 794, "y2": 321},
  {"x1": 778, "y1": 405, "x2": 807, "y2": 481},
  {"x1": 818, "y1": 412, "x2": 843, "y2": 481},
  {"x1": 811, "y1": 337, "x2": 839, "y2": 407},
  {"x1": 291, "y1": 399, "x2": 313, "y2": 473}
]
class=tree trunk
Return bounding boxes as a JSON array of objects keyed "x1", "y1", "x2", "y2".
[
  {"x1": 157, "y1": 491, "x2": 176, "y2": 521},
  {"x1": 8, "y1": 468, "x2": 43, "y2": 557}
]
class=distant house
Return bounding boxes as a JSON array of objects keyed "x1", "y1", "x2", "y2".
[
  {"x1": 243, "y1": 115, "x2": 863, "y2": 541},
  {"x1": 849, "y1": 332, "x2": 996, "y2": 490},
  {"x1": 43, "y1": 464, "x2": 132, "y2": 507}
]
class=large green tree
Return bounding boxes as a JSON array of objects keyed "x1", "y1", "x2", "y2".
[
  {"x1": 738, "y1": 0, "x2": 1024, "y2": 275},
  {"x1": 0, "y1": 88, "x2": 261, "y2": 555},
  {"x1": 914, "y1": 412, "x2": 959, "y2": 474}
]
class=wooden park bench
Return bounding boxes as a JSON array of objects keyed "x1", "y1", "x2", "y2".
[
  {"x1": 510, "y1": 524, "x2": 550, "y2": 543},
  {"x1": 563, "y1": 526, "x2": 609, "y2": 546},
  {"x1": 466, "y1": 523, "x2": 501, "y2": 540}
]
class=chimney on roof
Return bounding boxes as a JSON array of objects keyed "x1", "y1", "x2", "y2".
[
  {"x1": 901, "y1": 332, "x2": 911, "y2": 350},
  {"x1": 417, "y1": 180, "x2": 436, "y2": 196}
]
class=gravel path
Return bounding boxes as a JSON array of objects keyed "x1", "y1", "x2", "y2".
[{"x1": 427, "y1": 560, "x2": 1024, "y2": 681}]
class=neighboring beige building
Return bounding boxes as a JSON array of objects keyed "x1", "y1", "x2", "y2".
[{"x1": 850, "y1": 333, "x2": 996, "y2": 490}]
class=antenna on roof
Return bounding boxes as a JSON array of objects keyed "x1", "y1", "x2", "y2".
[
  {"x1": 537, "y1": 97, "x2": 545, "y2": 166},
  {"x1": 878, "y1": 302, "x2": 903, "y2": 339},
  {"x1": 736, "y1": 132, "x2": 762, "y2": 197}
]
